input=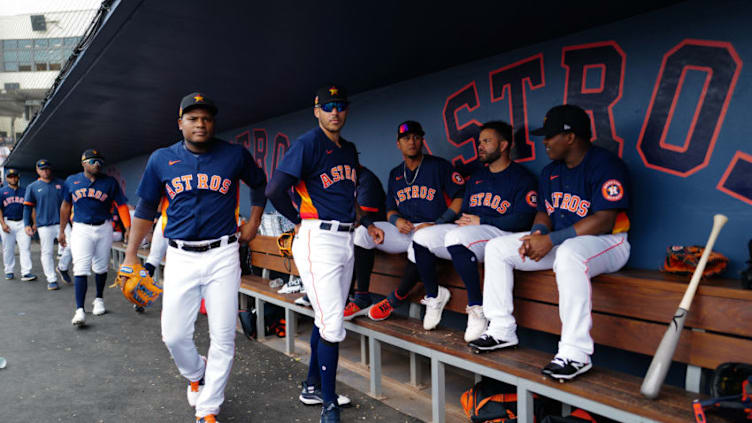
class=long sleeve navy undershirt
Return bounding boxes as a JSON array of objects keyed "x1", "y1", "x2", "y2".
[{"x1": 265, "y1": 171, "x2": 301, "y2": 225}]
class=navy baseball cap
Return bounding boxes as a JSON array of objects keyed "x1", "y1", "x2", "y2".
[
  {"x1": 397, "y1": 120, "x2": 425, "y2": 139},
  {"x1": 314, "y1": 84, "x2": 348, "y2": 106},
  {"x1": 179, "y1": 92, "x2": 217, "y2": 117},
  {"x1": 531, "y1": 104, "x2": 592, "y2": 140},
  {"x1": 5, "y1": 168, "x2": 19, "y2": 177},
  {"x1": 81, "y1": 149, "x2": 104, "y2": 161},
  {"x1": 36, "y1": 159, "x2": 51, "y2": 169}
]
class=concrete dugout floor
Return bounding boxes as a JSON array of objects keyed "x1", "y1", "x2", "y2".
[{"x1": 0, "y1": 242, "x2": 421, "y2": 422}]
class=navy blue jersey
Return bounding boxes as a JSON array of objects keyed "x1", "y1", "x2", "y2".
[
  {"x1": 462, "y1": 162, "x2": 537, "y2": 218},
  {"x1": 63, "y1": 173, "x2": 128, "y2": 224},
  {"x1": 357, "y1": 166, "x2": 386, "y2": 218},
  {"x1": 276, "y1": 127, "x2": 358, "y2": 222},
  {"x1": 24, "y1": 178, "x2": 65, "y2": 226},
  {"x1": 386, "y1": 155, "x2": 465, "y2": 222},
  {"x1": 0, "y1": 185, "x2": 26, "y2": 220},
  {"x1": 137, "y1": 139, "x2": 266, "y2": 241},
  {"x1": 538, "y1": 146, "x2": 630, "y2": 233}
]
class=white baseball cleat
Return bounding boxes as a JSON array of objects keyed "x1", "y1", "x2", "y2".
[
  {"x1": 92, "y1": 298, "x2": 106, "y2": 315},
  {"x1": 421, "y1": 286, "x2": 451, "y2": 330},
  {"x1": 464, "y1": 305, "x2": 488, "y2": 342},
  {"x1": 71, "y1": 308, "x2": 86, "y2": 327}
]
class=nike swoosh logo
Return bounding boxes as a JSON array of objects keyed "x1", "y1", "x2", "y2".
[
  {"x1": 475, "y1": 180, "x2": 483, "y2": 184},
  {"x1": 550, "y1": 175, "x2": 560, "y2": 180},
  {"x1": 326, "y1": 150, "x2": 333, "y2": 154},
  {"x1": 37, "y1": 189, "x2": 43, "y2": 192},
  {"x1": 73, "y1": 181, "x2": 81, "y2": 184},
  {"x1": 169, "y1": 160, "x2": 181, "y2": 165},
  {"x1": 395, "y1": 176, "x2": 403, "y2": 181}
]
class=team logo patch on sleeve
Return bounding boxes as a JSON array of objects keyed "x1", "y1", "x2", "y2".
[
  {"x1": 602, "y1": 179, "x2": 624, "y2": 201},
  {"x1": 452, "y1": 172, "x2": 465, "y2": 185},
  {"x1": 525, "y1": 190, "x2": 537, "y2": 207}
]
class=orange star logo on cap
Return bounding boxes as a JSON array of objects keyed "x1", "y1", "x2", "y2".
[
  {"x1": 193, "y1": 94, "x2": 204, "y2": 102},
  {"x1": 329, "y1": 87, "x2": 338, "y2": 96}
]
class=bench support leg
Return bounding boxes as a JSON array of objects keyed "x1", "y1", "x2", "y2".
[
  {"x1": 360, "y1": 334, "x2": 368, "y2": 366},
  {"x1": 410, "y1": 352, "x2": 423, "y2": 388},
  {"x1": 408, "y1": 303, "x2": 423, "y2": 387},
  {"x1": 261, "y1": 268, "x2": 270, "y2": 280},
  {"x1": 255, "y1": 297, "x2": 265, "y2": 342},
  {"x1": 516, "y1": 385, "x2": 534, "y2": 423},
  {"x1": 431, "y1": 357, "x2": 445, "y2": 423},
  {"x1": 474, "y1": 373, "x2": 482, "y2": 384},
  {"x1": 685, "y1": 364, "x2": 702, "y2": 393},
  {"x1": 285, "y1": 308, "x2": 296, "y2": 355},
  {"x1": 368, "y1": 337, "x2": 383, "y2": 398},
  {"x1": 561, "y1": 403, "x2": 572, "y2": 416}
]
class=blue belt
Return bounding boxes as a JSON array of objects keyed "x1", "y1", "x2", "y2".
[
  {"x1": 168, "y1": 235, "x2": 237, "y2": 252},
  {"x1": 319, "y1": 222, "x2": 354, "y2": 232}
]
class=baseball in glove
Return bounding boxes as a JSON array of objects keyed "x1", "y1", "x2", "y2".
[
  {"x1": 115, "y1": 263, "x2": 163, "y2": 307},
  {"x1": 662, "y1": 245, "x2": 728, "y2": 277}
]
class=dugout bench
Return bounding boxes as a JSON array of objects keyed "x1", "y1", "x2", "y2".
[{"x1": 110, "y1": 238, "x2": 752, "y2": 422}]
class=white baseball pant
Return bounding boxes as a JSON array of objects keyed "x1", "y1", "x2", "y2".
[
  {"x1": 70, "y1": 221, "x2": 113, "y2": 276},
  {"x1": 483, "y1": 232, "x2": 630, "y2": 363},
  {"x1": 293, "y1": 219, "x2": 354, "y2": 342},
  {"x1": 411, "y1": 223, "x2": 510, "y2": 260},
  {"x1": 146, "y1": 216, "x2": 167, "y2": 268},
  {"x1": 38, "y1": 224, "x2": 72, "y2": 282},
  {"x1": 161, "y1": 236, "x2": 240, "y2": 418},
  {"x1": 1, "y1": 219, "x2": 32, "y2": 275},
  {"x1": 354, "y1": 220, "x2": 431, "y2": 262}
]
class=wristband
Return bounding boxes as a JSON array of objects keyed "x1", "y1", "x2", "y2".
[
  {"x1": 360, "y1": 216, "x2": 374, "y2": 229},
  {"x1": 530, "y1": 223, "x2": 550, "y2": 235},
  {"x1": 548, "y1": 226, "x2": 577, "y2": 245},
  {"x1": 434, "y1": 208, "x2": 458, "y2": 224},
  {"x1": 388, "y1": 214, "x2": 402, "y2": 226}
]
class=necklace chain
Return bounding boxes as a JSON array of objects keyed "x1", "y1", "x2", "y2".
[{"x1": 403, "y1": 157, "x2": 423, "y2": 185}]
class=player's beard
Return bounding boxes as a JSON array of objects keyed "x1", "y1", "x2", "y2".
[{"x1": 479, "y1": 148, "x2": 501, "y2": 164}]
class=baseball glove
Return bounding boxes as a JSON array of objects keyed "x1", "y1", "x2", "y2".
[
  {"x1": 662, "y1": 245, "x2": 728, "y2": 277},
  {"x1": 277, "y1": 230, "x2": 294, "y2": 258},
  {"x1": 115, "y1": 263, "x2": 163, "y2": 307}
]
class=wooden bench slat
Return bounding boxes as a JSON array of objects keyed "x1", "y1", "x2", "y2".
[{"x1": 249, "y1": 252, "x2": 300, "y2": 276}]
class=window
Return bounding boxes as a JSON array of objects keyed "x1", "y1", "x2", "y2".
[
  {"x1": 18, "y1": 64, "x2": 32, "y2": 71},
  {"x1": 4, "y1": 62, "x2": 19, "y2": 71},
  {"x1": 64, "y1": 37, "x2": 79, "y2": 46},
  {"x1": 34, "y1": 39, "x2": 48, "y2": 48},
  {"x1": 35, "y1": 63, "x2": 48, "y2": 71},
  {"x1": 3, "y1": 37, "x2": 80, "y2": 72},
  {"x1": 49, "y1": 63, "x2": 61, "y2": 70},
  {"x1": 3, "y1": 40, "x2": 17, "y2": 49},
  {"x1": 18, "y1": 39, "x2": 33, "y2": 49},
  {"x1": 49, "y1": 38, "x2": 63, "y2": 48},
  {"x1": 3, "y1": 51, "x2": 17, "y2": 61}
]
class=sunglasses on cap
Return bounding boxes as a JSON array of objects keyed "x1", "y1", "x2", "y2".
[
  {"x1": 317, "y1": 101, "x2": 349, "y2": 113},
  {"x1": 83, "y1": 158, "x2": 104, "y2": 166}
]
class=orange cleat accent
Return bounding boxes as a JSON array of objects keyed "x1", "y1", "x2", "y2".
[{"x1": 368, "y1": 299, "x2": 394, "y2": 321}]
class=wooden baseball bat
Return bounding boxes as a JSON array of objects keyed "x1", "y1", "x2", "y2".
[{"x1": 640, "y1": 214, "x2": 728, "y2": 399}]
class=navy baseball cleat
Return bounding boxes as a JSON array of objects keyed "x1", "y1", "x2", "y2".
[
  {"x1": 21, "y1": 273, "x2": 37, "y2": 281},
  {"x1": 299, "y1": 381, "x2": 351, "y2": 406},
  {"x1": 56, "y1": 267, "x2": 72, "y2": 284},
  {"x1": 47, "y1": 282, "x2": 59, "y2": 291},
  {"x1": 541, "y1": 356, "x2": 592, "y2": 381},
  {"x1": 468, "y1": 333, "x2": 518, "y2": 353},
  {"x1": 320, "y1": 401, "x2": 340, "y2": 423},
  {"x1": 5, "y1": 273, "x2": 13, "y2": 280}
]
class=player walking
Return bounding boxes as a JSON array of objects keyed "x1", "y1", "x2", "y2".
[
  {"x1": 60, "y1": 150, "x2": 130, "y2": 326},
  {"x1": 122, "y1": 93, "x2": 266, "y2": 423},
  {"x1": 266, "y1": 85, "x2": 383, "y2": 423},
  {"x1": 348, "y1": 121, "x2": 464, "y2": 322},
  {"x1": 24, "y1": 159, "x2": 72, "y2": 290},
  {"x1": 409, "y1": 121, "x2": 537, "y2": 340},
  {"x1": 0, "y1": 168, "x2": 36, "y2": 281},
  {"x1": 470, "y1": 105, "x2": 631, "y2": 381}
]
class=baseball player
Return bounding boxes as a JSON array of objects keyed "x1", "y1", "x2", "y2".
[
  {"x1": 60, "y1": 149, "x2": 130, "y2": 326},
  {"x1": 121, "y1": 92, "x2": 266, "y2": 423},
  {"x1": 0, "y1": 168, "x2": 36, "y2": 281},
  {"x1": 470, "y1": 105, "x2": 631, "y2": 382},
  {"x1": 23, "y1": 159, "x2": 73, "y2": 290},
  {"x1": 409, "y1": 121, "x2": 537, "y2": 340},
  {"x1": 347, "y1": 120, "x2": 464, "y2": 322},
  {"x1": 266, "y1": 84, "x2": 383, "y2": 423}
]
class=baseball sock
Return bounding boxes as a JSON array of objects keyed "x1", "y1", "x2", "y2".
[
  {"x1": 394, "y1": 261, "x2": 419, "y2": 300},
  {"x1": 448, "y1": 245, "x2": 482, "y2": 306},
  {"x1": 95, "y1": 273, "x2": 107, "y2": 298},
  {"x1": 353, "y1": 246, "x2": 374, "y2": 305},
  {"x1": 74, "y1": 275, "x2": 87, "y2": 309},
  {"x1": 306, "y1": 327, "x2": 321, "y2": 387},
  {"x1": 143, "y1": 263, "x2": 156, "y2": 278},
  {"x1": 317, "y1": 338, "x2": 339, "y2": 404},
  {"x1": 413, "y1": 242, "x2": 438, "y2": 297}
]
